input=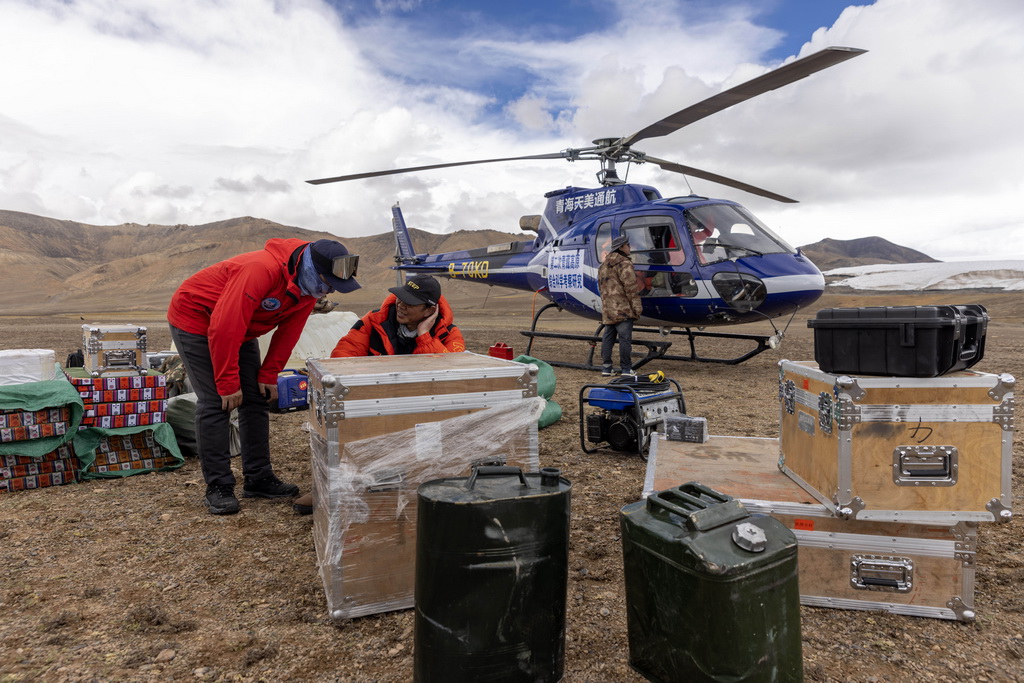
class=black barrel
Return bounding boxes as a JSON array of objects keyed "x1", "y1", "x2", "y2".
[
  {"x1": 415, "y1": 466, "x2": 571, "y2": 682},
  {"x1": 620, "y1": 482, "x2": 802, "y2": 682}
]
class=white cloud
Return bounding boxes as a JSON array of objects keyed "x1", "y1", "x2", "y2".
[{"x1": 1, "y1": 0, "x2": 1022, "y2": 261}]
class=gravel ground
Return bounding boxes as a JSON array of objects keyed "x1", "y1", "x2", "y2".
[{"x1": 1, "y1": 295, "x2": 1022, "y2": 682}]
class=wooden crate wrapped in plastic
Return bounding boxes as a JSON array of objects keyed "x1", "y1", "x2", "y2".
[{"x1": 305, "y1": 352, "x2": 541, "y2": 620}]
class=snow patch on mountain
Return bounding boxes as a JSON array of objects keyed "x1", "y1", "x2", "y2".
[{"x1": 824, "y1": 261, "x2": 1024, "y2": 291}]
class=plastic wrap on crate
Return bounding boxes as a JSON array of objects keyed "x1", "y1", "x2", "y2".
[
  {"x1": 0, "y1": 349, "x2": 57, "y2": 386},
  {"x1": 72, "y1": 423, "x2": 184, "y2": 478},
  {"x1": 1, "y1": 444, "x2": 79, "y2": 492},
  {"x1": 0, "y1": 370, "x2": 84, "y2": 458},
  {"x1": 311, "y1": 397, "x2": 543, "y2": 617}
]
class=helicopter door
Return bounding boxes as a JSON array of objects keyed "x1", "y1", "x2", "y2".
[{"x1": 617, "y1": 215, "x2": 697, "y2": 298}]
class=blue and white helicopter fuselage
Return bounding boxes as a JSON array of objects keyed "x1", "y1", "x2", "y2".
[{"x1": 393, "y1": 182, "x2": 824, "y2": 330}]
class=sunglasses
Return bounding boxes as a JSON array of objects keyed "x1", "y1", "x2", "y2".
[{"x1": 331, "y1": 254, "x2": 359, "y2": 280}]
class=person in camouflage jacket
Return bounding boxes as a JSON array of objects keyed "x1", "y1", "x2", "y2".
[{"x1": 598, "y1": 235, "x2": 643, "y2": 375}]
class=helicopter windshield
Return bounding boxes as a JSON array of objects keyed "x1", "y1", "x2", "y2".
[{"x1": 684, "y1": 204, "x2": 794, "y2": 265}]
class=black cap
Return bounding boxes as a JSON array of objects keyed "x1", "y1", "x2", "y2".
[
  {"x1": 389, "y1": 275, "x2": 441, "y2": 306},
  {"x1": 310, "y1": 240, "x2": 361, "y2": 293},
  {"x1": 610, "y1": 234, "x2": 630, "y2": 250}
]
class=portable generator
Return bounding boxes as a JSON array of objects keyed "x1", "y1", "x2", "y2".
[
  {"x1": 579, "y1": 372, "x2": 686, "y2": 459},
  {"x1": 272, "y1": 369, "x2": 309, "y2": 413}
]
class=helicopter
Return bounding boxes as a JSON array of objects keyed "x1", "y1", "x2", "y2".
[{"x1": 308, "y1": 46, "x2": 867, "y2": 369}]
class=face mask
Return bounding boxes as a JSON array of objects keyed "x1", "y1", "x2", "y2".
[{"x1": 297, "y1": 248, "x2": 332, "y2": 298}]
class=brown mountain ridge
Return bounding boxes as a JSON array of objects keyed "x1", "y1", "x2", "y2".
[
  {"x1": 797, "y1": 236, "x2": 939, "y2": 272},
  {"x1": 0, "y1": 210, "x2": 521, "y2": 314},
  {"x1": 0, "y1": 210, "x2": 936, "y2": 315}
]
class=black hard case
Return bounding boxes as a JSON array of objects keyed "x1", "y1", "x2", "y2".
[{"x1": 808, "y1": 304, "x2": 988, "y2": 377}]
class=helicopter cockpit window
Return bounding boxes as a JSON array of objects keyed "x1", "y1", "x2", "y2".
[{"x1": 685, "y1": 204, "x2": 795, "y2": 265}]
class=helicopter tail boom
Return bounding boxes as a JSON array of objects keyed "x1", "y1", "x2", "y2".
[{"x1": 392, "y1": 203, "x2": 418, "y2": 264}]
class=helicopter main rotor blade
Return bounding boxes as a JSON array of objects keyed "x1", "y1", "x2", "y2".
[
  {"x1": 306, "y1": 152, "x2": 568, "y2": 185},
  {"x1": 644, "y1": 155, "x2": 798, "y2": 203},
  {"x1": 620, "y1": 46, "x2": 866, "y2": 148}
]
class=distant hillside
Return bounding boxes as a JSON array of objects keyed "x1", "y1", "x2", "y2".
[
  {"x1": 798, "y1": 236, "x2": 939, "y2": 271},
  {"x1": 0, "y1": 210, "x2": 524, "y2": 314},
  {"x1": 1, "y1": 209, "x2": 944, "y2": 315}
]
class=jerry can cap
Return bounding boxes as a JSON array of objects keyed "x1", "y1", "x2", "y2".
[{"x1": 732, "y1": 521, "x2": 767, "y2": 552}]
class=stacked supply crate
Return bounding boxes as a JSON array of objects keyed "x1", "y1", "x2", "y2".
[
  {"x1": 64, "y1": 367, "x2": 168, "y2": 430},
  {"x1": 645, "y1": 436, "x2": 981, "y2": 622},
  {"x1": 1, "y1": 405, "x2": 75, "y2": 444},
  {"x1": 64, "y1": 326, "x2": 181, "y2": 478},
  {"x1": 81, "y1": 429, "x2": 181, "y2": 475},
  {"x1": 777, "y1": 359, "x2": 1012, "y2": 524},
  {"x1": 1, "y1": 444, "x2": 79, "y2": 493},
  {"x1": 643, "y1": 305, "x2": 1010, "y2": 622},
  {"x1": 776, "y1": 304, "x2": 1008, "y2": 620},
  {"x1": 305, "y1": 352, "x2": 542, "y2": 620},
  {"x1": 0, "y1": 350, "x2": 84, "y2": 493}
]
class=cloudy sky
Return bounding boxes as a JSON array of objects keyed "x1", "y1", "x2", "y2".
[{"x1": 2, "y1": 0, "x2": 1022, "y2": 260}]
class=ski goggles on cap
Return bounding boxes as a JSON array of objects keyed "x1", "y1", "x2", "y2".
[
  {"x1": 311, "y1": 240, "x2": 358, "y2": 278},
  {"x1": 330, "y1": 253, "x2": 359, "y2": 280}
]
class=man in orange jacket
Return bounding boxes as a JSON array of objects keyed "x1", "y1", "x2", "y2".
[
  {"x1": 330, "y1": 274, "x2": 464, "y2": 357},
  {"x1": 293, "y1": 275, "x2": 463, "y2": 514},
  {"x1": 168, "y1": 238, "x2": 360, "y2": 515}
]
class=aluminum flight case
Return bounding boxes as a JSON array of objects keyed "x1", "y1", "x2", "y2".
[
  {"x1": 305, "y1": 352, "x2": 541, "y2": 620},
  {"x1": 778, "y1": 360, "x2": 1014, "y2": 524},
  {"x1": 82, "y1": 324, "x2": 148, "y2": 377},
  {"x1": 644, "y1": 434, "x2": 980, "y2": 622}
]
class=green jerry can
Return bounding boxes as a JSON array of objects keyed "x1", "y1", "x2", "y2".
[
  {"x1": 620, "y1": 482, "x2": 802, "y2": 682},
  {"x1": 414, "y1": 466, "x2": 571, "y2": 683}
]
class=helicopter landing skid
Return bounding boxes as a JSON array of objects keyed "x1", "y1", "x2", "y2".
[
  {"x1": 520, "y1": 303, "x2": 774, "y2": 369},
  {"x1": 633, "y1": 326, "x2": 774, "y2": 365},
  {"x1": 521, "y1": 303, "x2": 670, "y2": 371},
  {"x1": 521, "y1": 330, "x2": 671, "y2": 372}
]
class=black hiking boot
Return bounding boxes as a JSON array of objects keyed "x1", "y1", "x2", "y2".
[
  {"x1": 242, "y1": 475, "x2": 299, "y2": 499},
  {"x1": 205, "y1": 484, "x2": 240, "y2": 515}
]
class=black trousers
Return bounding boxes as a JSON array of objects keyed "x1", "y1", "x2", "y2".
[{"x1": 169, "y1": 325, "x2": 272, "y2": 489}]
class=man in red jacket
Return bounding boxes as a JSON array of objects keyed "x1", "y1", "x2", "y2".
[
  {"x1": 292, "y1": 274, "x2": 463, "y2": 515},
  {"x1": 168, "y1": 238, "x2": 360, "y2": 515}
]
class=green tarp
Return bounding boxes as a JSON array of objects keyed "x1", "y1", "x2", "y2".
[
  {"x1": 512, "y1": 354, "x2": 562, "y2": 428},
  {"x1": 73, "y1": 423, "x2": 185, "y2": 478},
  {"x1": 0, "y1": 372, "x2": 84, "y2": 458}
]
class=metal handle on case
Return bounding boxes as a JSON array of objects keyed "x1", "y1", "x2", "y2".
[
  {"x1": 465, "y1": 465, "x2": 529, "y2": 490},
  {"x1": 850, "y1": 555, "x2": 914, "y2": 593},
  {"x1": 893, "y1": 446, "x2": 958, "y2": 486}
]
